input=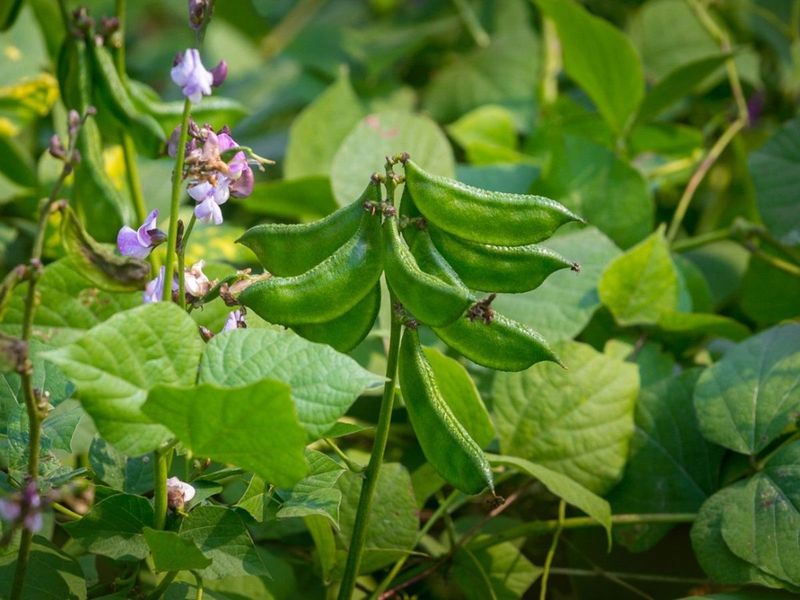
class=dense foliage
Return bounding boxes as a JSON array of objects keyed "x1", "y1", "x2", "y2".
[{"x1": 0, "y1": 1, "x2": 799, "y2": 599}]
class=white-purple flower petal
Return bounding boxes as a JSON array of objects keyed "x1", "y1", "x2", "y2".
[{"x1": 170, "y1": 48, "x2": 214, "y2": 104}]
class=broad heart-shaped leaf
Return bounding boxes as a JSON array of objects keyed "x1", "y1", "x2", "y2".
[
  {"x1": 0, "y1": 535, "x2": 86, "y2": 600},
  {"x1": 446, "y1": 105, "x2": 521, "y2": 165},
  {"x1": 88, "y1": 436, "x2": 154, "y2": 495},
  {"x1": 694, "y1": 323, "x2": 800, "y2": 455},
  {"x1": 179, "y1": 505, "x2": 270, "y2": 580},
  {"x1": 488, "y1": 454, "x2": 611, "y2": 543},
  {"x1": 607, "y1": 370, "x2": 724, "y2": 552},
  {"x1": 199, "y1": 328, "x2": 383, "y2": 438},
  {"x1": 749, "y1": 116, "x2": 800, "y2": 245},
  {"x1": 143, "y1": 527, "x2": 212, "y2": 572},
  {"x1": 535, "y1": 135, "x2": 653, "y2": 248},
  {"x1": 423, "y1": 347, "x2": 495, "y2": 448},
  {"x1": 494, "y1": 227, "x2": 621, "y2": 342},
  {"x1": 424, "y1": 0, "x2": 538, "y2": 127},
  {"x1": 492, "y1": 341, "x2": 638, "y2": 494},
  {"x1": 42, "y1": 303, "x2": 203, "y2": 456},
  {"x1": 452, "y1": 542, "x2": 542, "y2": 600},
  {"x1": 721, "y1": 442, "x2": 800, "y2": 585},
  {"x1": 284, "y1": 70, "x2": 364, "y2": 180},
  {"x1": 335, "y1": 463, "x2": 418, "y2": 575},
  {"x1": 1, "y1": 258, "x2": 141, "y2": 344},
  {"x1": 275, "y1": 450, "x2": 347, "y2": 526},
  {"x1": 330, "y1": 110, "x2": 454, "y2": 207},
  {"x1": 536, "y1": 0, "x2": 644, "y2": 134},
  {"x1": 143, "y1": 381, "x2": 307, "y2": 488},
  {"x1": 599, "y1": 227, "x2": 679, "y2": 326},
  {"x1": 691, "y1": 484, "x2": 791, "y2": 589},
  {"x1": 64, "y1": 492, "x2": 153, "y2": 561},
  {"x1": 657, "y1": 311, "x2": 750, "y2": 341}
]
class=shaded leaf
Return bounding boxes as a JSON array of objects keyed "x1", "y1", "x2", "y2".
[
  {"x1": 143, "y1": 528, "x2": 212, "y2": 572},
  {"x1": 276, "y1": 450, "x2": 346, "y2": 525},
  {"x1": 453, "y1": 542, "x2": 542, "y2": 600},
  {"x1": 0, "y1": 536, "x2": 86, "y2": 599}
]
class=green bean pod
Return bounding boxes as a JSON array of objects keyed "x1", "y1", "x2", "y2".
[
  {"x1": 403, "y1": 159, "x2": 583, "y2": 246},
  {"x1": 428, "y1": 225, "x2": 578, "y2": 293},
  {"x1": 87, "y1": 43, "x2": 165, "y2": 157},
  {"x1": 398, "y1": 184, "x2": 423, "y2": 247},
  {"x1": 411, "y1": 230, "x2": 560, "y2": 371},
  {"x1": 383, "y1": 214, "x2": 471, "y2": 327},
  {"x1": 292, "y1": 283, "x2": 380, "y2": 352},
  {"x1": 399, "y1": 327, "x2": 494, "y2": 495},
  {"x1": 237, "y1": 210, "x2": 384, "y2": 325},
  {"x1": 237, "y1": 183, "x2": 377, "y2": 276}
]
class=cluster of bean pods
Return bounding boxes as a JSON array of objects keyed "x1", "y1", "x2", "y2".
[{"x1": 235, "y1": 157, "x2": 582, "y2": 494}]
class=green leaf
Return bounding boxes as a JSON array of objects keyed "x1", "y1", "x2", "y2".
[
  {"x1": 607, "y1": 370, "x2": 724, "y2": 551},
  {"x1": 330, "y1": 110, "x2": 454, "y2": 206},
  {"x1": 488, "y1": 454, "x2": 611, "y2": 543},
  {"x1": 741, "y1": 252, "x2": 800, "y2": 327},
  {"x1": 275, "y1": 450, "x2": 346, "y2": 525},
  {"x1": 749, "y1": 117, "x2": 800, "y2": 245},
  {"x1": 335, "y1": 463, "x2": 418, "y2": 574},
  {"x1": 452, "y1": 542, "x2": 542, "y2": 600},
  {"x1": 691, "y1": 484, "x2": 791, "y2": 589},
  {"x1": 721, "y1": 442, "x2": 800, "y2": 585},
  {"x1": 143, "y1": 527, "x2": 212, "y2": 572},
  {"x1": 88, "y1": 436, "x2": 154, "y2": 495},
  {"x1": 179, "y1": 505, "x2": 270, "y2": 580},
  {"x1": 494, "y1": 227, "x2": 621, "y2": 342},
  {"x1": 657, "y1": 310, "x2": 750, "y2": 341},
  {"x1": 455, "y1": 163, "x2": 539, "y2": 194},
  {"x1": 599, "y1": 227, "x2": 679, "y2": 325},
  {"x1": 694, "y1": 323, "x2": 800, "y2": 455},
  {"x1": 680, "y1": 591, "x2": 800, "y2": 600},
  {"x1": 536, "y1": 0, "x2": 644, "y2": 133},
  {"x1": 43, "y1": 303, "x2": 203, "y2": 456},
  {"x1": 198, "y1": 328, "x2": 383, "y2": 438},
  {"x1": 535, "y1": 135, "x2": 653, "y2": 248},
  {"x1": 0, "y1": 134, "x2": 36, "y2": 188},
  {"x1": 424, "y1": 0, "x2": 538, "y2": 126},
  {"x1": 284, "y1": 71, "x2": 364, "y2": 180},
  {"x1": 242, "y1": 176, "x2": 338, "y2": 222},
  {"x1": 447, "y1": 105, "x2": 520, "y2": 165},
  {"x1": 235, "y1": 475, "x2": 268, "y2": 523},
  {"x1": 143, "y1": 381, "x2": 307, "y2": 488},
  {"x1": 0, "y1": 536, "x2": 86, "y2": 599},
  {"x1": 493, "y1": 341, "x2": 638, "y2": 493},
  {"x1": 305, "y1": 514, "x2": 337, "y2": 584},
  {"x1": 1, "y1": 258, "x2": 141, "y2": 344},
  {"x1": 637, "y1": 54, "x2": 730, "y2": 122},
  {"x1": 423, "y1": 346, "x2": 495, "y2": 448},
  {"x1": 64, "y1": 492, "x2": 153, "y2": 560}
]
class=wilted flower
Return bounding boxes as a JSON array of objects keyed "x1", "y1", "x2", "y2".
[
  {"x1": 171, "y1": 49, "x2": 215, "y2": 103},
  {"x1": 0, "y1": 481, "x2": 44, "y2": 534},
  {"x1": 166, "y1": 477, "x2": 196, "y2": 512},
  {"x1": 143, "y1": 266, "x2": 179, "y2": 304},
  {"x1": 184, "y1": 259, "x2": 212, "y2": 298},
  {"x1": 222, "y1": 309, "x2": 246, "y2": 332},
  {"x1": 117, "y1": 209, "x2": 166, "y2": 259}
]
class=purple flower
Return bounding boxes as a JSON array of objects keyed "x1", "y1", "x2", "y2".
[
  {"x1": 117, "y1": 209, "x2": 166, "y2": 259},
  {"x1": 171, "y1": 49, "x2": 214, "y2": 104},
  {"x1": 218, "y1": 130, "x2": 254, "y2": 199},
  {"x1": 144, "y1": 266, "x2": 179, "y2": 304},
  {"x1": 222, "y1": 309, "x2": 246, "y2": 332},
  {"x1": 210, "y1": 61, "x2": 228, "y2": 88},
  {"x1": 0, "y1": 481, "x2": 44, "y2": 534},
  {"x1": 189, "y1": 177, "x2": 230, "y2": 225}
]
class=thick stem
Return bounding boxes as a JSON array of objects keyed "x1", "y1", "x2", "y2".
[
  {"x1": 163, "y1": 99, "x2": 192, "y2": 301},
  {"x1": 145, "y1": 570, "x2": 178, "y2": 600},
  {"x1": 337, "y1": 314, "x2": 402, "y2": 600},
  {"x1": 152, "y1": 447, "x2": 170, "y2": 530}
]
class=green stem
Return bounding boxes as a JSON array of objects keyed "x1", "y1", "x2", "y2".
[
  {"x1": 163, "y1": 99, "x2": 192, "y2": 301},
  {"x1": 546, "y1": 567, "x2": 708, "y2": 586},
  {"x1": 114, "y1": 0, "x2": 127, "y2": 74},
  {"x1": 192, "y1": 571, "x2": 204, "y2": 600},
  {"x1": 451, "y1": 0, "x2": 490, "y2": 47},
  {"x1": 469, "y1": 513, "x2": 696, "y2": 552},
  {"x1": 52, "y1": 502, "x2": 82, "y2": 520},
  {"x1": 145, "y1": 570, "x2": 178, "y2": 600},
  {"x1": 672, "y1": 227, "x2": 732, "y2": 252},
  {"x1": 539, "y1": 500, "x2": 565, "y2": 600},
  {"x1": 337, "y1": 313, "x2": 402, "y2": 600},
  {"x1": 176, "y1": 214, "x2": 197, "y2": 311},
  {"x1": 324, "y1": 438, "x2": 365, "y2": 473},
  {"x1": 152, "y1": 447, "x2": 170, "y2": 530},
  {"x1": 260, "y1": 0, "x2": 328, "y2": 60},
  {"x1": 539, "y1": 17, "x2": 560, "y2": 110},
  {"x1": 743, "y1": 242, "x2": 800, "y2": 277}
]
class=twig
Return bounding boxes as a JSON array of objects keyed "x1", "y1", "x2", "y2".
[
  {"x1": 451, "y1": 0, "x2": 490, "y2": 47},
  {"x1": 539, "y1": 500, "x2": 565, "y2": 600}
]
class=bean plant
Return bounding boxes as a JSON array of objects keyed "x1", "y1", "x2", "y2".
[{"x1": 0, "y1": 1, "x2": 799, "y2": 600}]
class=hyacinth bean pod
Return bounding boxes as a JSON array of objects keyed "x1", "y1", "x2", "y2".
[
  {"x1": 398, "y1": 327, "x2": 494, "y2": 495},
  {"x1": 237, "y1": 182, "x2": 378, "y2": 276},
  {"x1": 292, "y1": 283, "x2": 381, "y2": 352},
  {"x1": 237, "y1": 209, "x2": 383, "y2": 325},
  {"x1": 383, "y1": 214, "x2": 471, "y2": 327},
  {"x1": 403, "y1": 159, "x2": 583, "y2": 246},
  {"x1": 428, "y1": 225, "x2": 579, "y2": 293}
]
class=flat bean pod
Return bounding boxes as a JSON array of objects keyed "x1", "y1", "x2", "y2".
[
  {"x1": 292, "y1": 283, "x2": 380, "y2": 352},
  {"x1": 237, "y1": 210, "x2": 383, "y2": 325},
  {"x1": 403, "y1": 159, "x2": 582, "y2": 246},
  {"x1": 383, "y1": 214, "x2": 471, "y2": 327},
  {"x1": 399, "y1": 327, "x2": 494, "y2": 495},
  {"x1": 238, "y1": 183, "x2": 376, "y2": 276},
  {"x1": 429, "y1": 225, "x2": 578, "y2": 293}
]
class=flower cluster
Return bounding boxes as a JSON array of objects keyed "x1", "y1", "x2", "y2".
[{"x1": 0, "y1": 481, "x2": 44, "y2": 534}]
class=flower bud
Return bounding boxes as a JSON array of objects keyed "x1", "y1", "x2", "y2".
[
  {"x1": 166, "y1": 477, "x2": 196, "y2": 512},
  {"x1": 210, "y1": 60, "x2": 227, "y2": 87}
]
